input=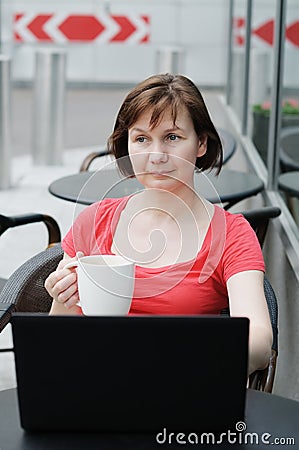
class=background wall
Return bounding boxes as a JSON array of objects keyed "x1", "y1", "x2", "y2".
[{"x1": 1, "y1": 0, "x2": 298, "y2": 87}]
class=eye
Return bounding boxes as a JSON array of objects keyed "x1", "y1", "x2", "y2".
[
  {"x1": 136, "y1": 136, "x2": 146, "y2": 143},
  {"x1": 167, "y1": 134, "x2": 179, "y2": 141}
]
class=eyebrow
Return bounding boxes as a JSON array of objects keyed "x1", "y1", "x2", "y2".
[{"x1": 130, "y1": 125, "x2": 182, "y2": 134}]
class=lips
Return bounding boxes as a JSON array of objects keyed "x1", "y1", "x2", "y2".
[{"x1": 148, "y1": 171, "x2": 174, "y2": 176}]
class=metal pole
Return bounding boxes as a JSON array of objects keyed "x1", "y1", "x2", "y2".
[
  {"x1": 226, "y1": 0, "x2": 234, "y2": 105},
  {"x1": 0, "y1": 1, "x2": 2, "y2": 54},
  {"x1": 231, "y1": 49, "x2": 245, "y2": 120},
  {"x1": 0, "y1": 54, "x2": 11, "y2": 189},
  {"x1": 267, "y1": 0, "x2": 287, "y2": 190},
  {"x1": 241, "y1": 0, "x2": 253, "y2": 135},
  {"x1": 156, "y1": 46, "x2": 184, "y2": 74},
  {"x1": 32, "y1": 48, "x2": 66, "y2": 166}
]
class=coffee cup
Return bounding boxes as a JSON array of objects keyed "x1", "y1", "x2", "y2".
[{"x1": 64, "y1": 255, "x2": 135, "y2": 316}]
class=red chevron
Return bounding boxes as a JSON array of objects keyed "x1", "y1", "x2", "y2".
[
  {"x1": 59, "y1": 16, "x2": 105, "y2": 41},
  {"x1": 140, "y1": 15, "x2": 150, "y2": 43},
  {"x1": 286, "y1": 21, "x2": 299, "y2": 47},
  {"x1": 110, "y1": 15, "x2": 137, "y2": 42},
  {"x1": 253, "y1": 20, "x2": 274, "y2": 46},
  {"x1": 14, "y1": 13, "x2": 24, "y2": 41},
  {"x1": 27, "y1": 14, "x2": 53, "y2": 41}
]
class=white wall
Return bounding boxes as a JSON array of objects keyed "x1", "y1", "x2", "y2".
[{"x1": 1, "y1": 0, "x2": 299, "y2": 87}]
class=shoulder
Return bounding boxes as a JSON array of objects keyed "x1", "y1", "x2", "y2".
[
  {"x1": 212, "y1": 207, "x2": 265, "y2": 282},
  {"x1": 211, "y1": 205, "x2": 262, "y2": 259},
  {"x1": 213, "y1": 206, "x2": 255, "y2": 238}
]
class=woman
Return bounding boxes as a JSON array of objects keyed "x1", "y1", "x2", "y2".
[{"x1": 45, "y1": 73, "x2": 272, "y2": 374}]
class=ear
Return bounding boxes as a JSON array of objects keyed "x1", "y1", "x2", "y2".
[{"x1": 197, "y1": 134, "x2": 208, "y2": 158}]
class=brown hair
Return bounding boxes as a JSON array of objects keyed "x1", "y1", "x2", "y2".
[{"x1": 107, "y1": 73, "x2": 223, "y2": 176}]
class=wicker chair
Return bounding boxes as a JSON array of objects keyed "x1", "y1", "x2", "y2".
[
  {"x1": 0, "y1": 213, "x2": 61, "y2": 335},
  {"x1": 248, "y1": 276, "x2": 278, "y2": 393},
  {"x1": 239, "y1": 206, "x2": 281, "y2": 247},
  {"x1": 239, "y1": 207, "x2": 280, "y2": 392},
  {"x1": 79, "y1": 149, "x2": 110, "y2": 172}
]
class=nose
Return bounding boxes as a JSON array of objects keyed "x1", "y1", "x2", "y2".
[{"x1": 148, "y1": 147, "x2": 168, "y2": 164}]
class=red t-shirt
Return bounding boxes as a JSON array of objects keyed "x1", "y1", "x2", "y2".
[{"x1": 62, "y1": 197, "x2": 265, "y2": 315}]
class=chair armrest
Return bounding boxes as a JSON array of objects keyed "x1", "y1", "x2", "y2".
[
  {"x1": 0, "y1": 213, "x2": 61, "y2": 247},
  {"x1": 248, "y1": 349, "x2": 277, "y2": 393}
]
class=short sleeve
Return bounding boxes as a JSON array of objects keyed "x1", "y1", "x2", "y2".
[
  {"x1": 62, "y1": 203, "x2": 99, "y2": 257},
  {"x1": 61, "y1": 197, "x2": 129, "y2": 258},
  {"x1": 221, "y1": 213, "x2": 265, "y2": 283}
]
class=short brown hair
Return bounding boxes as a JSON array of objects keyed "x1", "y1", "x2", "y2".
[{"x1": 107, "y1": 73, "x2": 223, "y2": 176}]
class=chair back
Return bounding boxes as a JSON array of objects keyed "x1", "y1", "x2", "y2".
[
  {"x1": 240, "y1": 206, "x2": 281, "y2": 247},
  {"x1": 79, "y1": 149, "x2": 110, "y2": 172},
  {"x1": 231, "y1": 206, "x2": 280, "y2": 392},
  {"x1": 0, "y1": 213, "x2": 61, "y2": 334}
]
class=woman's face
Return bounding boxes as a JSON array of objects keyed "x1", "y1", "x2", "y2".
[{"x1": 128, "y1": 106, "x2": 207, "y2": 191}]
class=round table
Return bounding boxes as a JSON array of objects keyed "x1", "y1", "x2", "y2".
[
  {"x1": 278, "y1": 171, "x2": 299, "y2": 198},
  {"x1": 49, "y1": 169, "x2": 264, "y2": 210},
  {"x1": 0, "y1": 388, "x2": 298, "y2": 449}
]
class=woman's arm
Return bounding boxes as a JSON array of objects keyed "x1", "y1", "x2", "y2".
[
  {"x1": 227, "y1": 270, "x2": 273, "y2": 375},
  {"x1": 45, "y1": 252, "x2": 82, "y2": 315}
]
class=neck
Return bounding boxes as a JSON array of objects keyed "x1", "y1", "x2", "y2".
[{"x1": 140, "y1": 184, "x2": 200, "y2": 220}]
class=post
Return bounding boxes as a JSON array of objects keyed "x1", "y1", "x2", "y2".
[
  {"x1": 156, "y1": 46, "x2": 184, "y2": 74},
  {"x1": 231, "y1": 49, "x2": 245, "y2": 120},
  {"x1": 226, "y1": 0, "x2": 234, "y2": 105},
  {"x1": 267, "y1": 0, "x2": 287, "y2": 190},
  {"x1": 250, "y1": 49, "x2": 270, "y2": 106},
  {"x1": 32, "y1": 48, "x2": 66, "y2": 165},
  {"x1": 0, "y1": 54, "x2": 11, "y2": 189},
  {"x1": 241, "y1": 0, "x2": 253, "y2": 135}
]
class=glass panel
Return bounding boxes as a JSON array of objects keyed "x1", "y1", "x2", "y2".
[
  {"x1": 248, "y1": 0, "x2": 276, "y2": 167},
  {"x1": 279, "y1": 1, "x2": 299, "y2": 226},
  {"x1": 228, "y1": 0, "x2": 247, "y2": 122}
]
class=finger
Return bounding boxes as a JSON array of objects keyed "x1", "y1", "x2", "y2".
[
  {"x1": 51, "y1": 272, "x2": 77, "y2": 300},
  {"x1": 45, "y1": 269, "x2": 76, "y2": 293},
  {"x1": 64, "y1": 292, "x2": 80, "y2": 309},
  {"x1": 56, "y1": 281, "x2": 78, "y2": 304},
  {"x1": 57, "y1": 258, "x2": 77, "y2": 271}
]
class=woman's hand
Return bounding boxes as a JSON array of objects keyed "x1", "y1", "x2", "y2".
[{"x1": 45, "y1": 252, "x2": 83, "y2": 314}]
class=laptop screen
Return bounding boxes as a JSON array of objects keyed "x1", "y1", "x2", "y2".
[{"x1": 11, "y1": 314, "x2": 249, "y2": 433}]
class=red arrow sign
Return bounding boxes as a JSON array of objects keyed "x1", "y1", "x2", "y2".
[
  {"x1": 234, "y1": 17, "x2": 299, "y2": 47},
  {"x1": 58, "y1": 16, "x2": 105, "y2": 41},
  {"x1": 14, "y1": 13, "x2": 150, "y2": 43}
]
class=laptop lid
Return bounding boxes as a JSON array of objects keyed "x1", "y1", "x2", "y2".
[{"x1": 11, "y1": 314, "x2": 249, "y2": 433}]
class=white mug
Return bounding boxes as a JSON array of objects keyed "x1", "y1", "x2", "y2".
[{"x1": 65, "y1": 255, "x2": 135, "y2": 316}]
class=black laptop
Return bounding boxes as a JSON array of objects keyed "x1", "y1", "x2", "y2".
[{"x1": 11, "y1": 314, "x2": 249, "y2": 433}]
